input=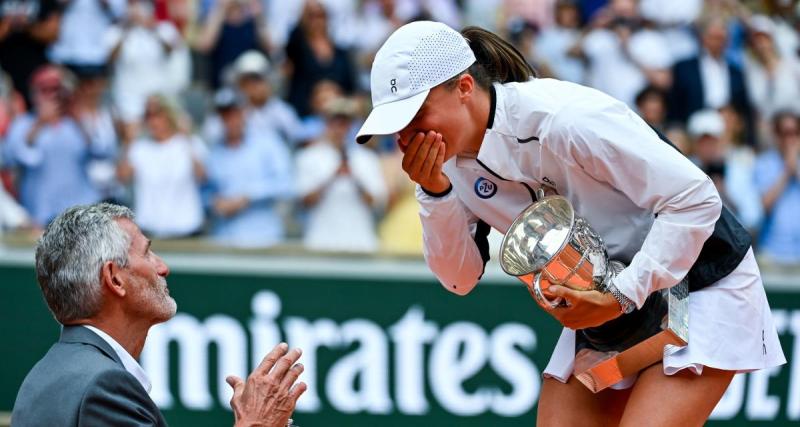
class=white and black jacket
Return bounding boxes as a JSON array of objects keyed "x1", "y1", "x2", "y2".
[{"x1": 418, "y1": 79, "x2": 751, "y2": 308}]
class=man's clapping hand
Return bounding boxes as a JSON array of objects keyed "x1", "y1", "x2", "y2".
[{"x1": 227, "y1": 343, "x2": 307, "y2": 427}]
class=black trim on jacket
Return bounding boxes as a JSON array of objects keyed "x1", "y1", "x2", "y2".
[
  {"x1": 474, "y1": 220, "x2": 492, "y2": 279},
  {"x1": 487, "y1": 85, "x2": 496, "y2": 130},
  {"x1": 653, "y1": 128, "x2": 752, "y2": 291}
]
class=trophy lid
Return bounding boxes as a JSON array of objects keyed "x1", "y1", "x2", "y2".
[{"x1": 499, "y1": 196, "x2": 575, "y2": 276}]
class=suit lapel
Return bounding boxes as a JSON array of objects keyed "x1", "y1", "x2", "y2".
[
  {"x1": 690, "y1": 58, "x2": 705, "y2": 113},
  {"x1": 59, "y1": 325, "x2": 124, "y2": 366}
]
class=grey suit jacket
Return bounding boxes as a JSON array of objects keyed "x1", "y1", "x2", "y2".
[{"x1": 11, "y1": 325, "x2": 167, "y2": 427}]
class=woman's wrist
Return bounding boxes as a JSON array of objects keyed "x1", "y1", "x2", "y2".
[
  {"x1": 606, "y1": 282, "x2": 635, "y2": 314},
  {"x1": 420, "y1": 175, "x2": 452, "y2": 196},
  {"x1": 421, "y1": 182, "x2": 452, "y2": 197}
]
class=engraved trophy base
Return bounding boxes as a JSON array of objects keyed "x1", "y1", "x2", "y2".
[{"x1": 572, "y1": 278, "x2": 690, "y2": 393}]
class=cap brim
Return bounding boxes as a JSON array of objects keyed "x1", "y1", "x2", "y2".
[{"x1": 356, "y1": 89, "x2": 429, "y2": 144}]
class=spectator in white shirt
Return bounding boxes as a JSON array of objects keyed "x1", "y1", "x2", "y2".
[
  {"x1": 743, "y1": 15, "x2": 800, "y2": 130},
  {"x1": 105, "y1": 0, "x2": 189, "y2": 133},
  {"x1": 769, "y1": 6, "x2": 800, "y2": 62},
  {"x1": 50, "y1": 0, "x2": 127, "y2": 68},
  {"x1": 535, "y1": 0, "x2": 585, "y2": 84},
  {"x1": 639, "y1": 0, "x2": 702, "y2": 62},
  {"x1": 117, "y1": 95, "x2": 206, "y2": 238},
  {"x1": 580, "y1": 0, "x2": 673, "y2": 107},
  {"x1": 351, "y1": 0, "x2": 406, "y2": 89},
  {"x1": 296, "y1": 97, "x2": 387, "y2": 252},
  {"x1": 353, "y1": 0, "x2": 405, "y2": 53}
]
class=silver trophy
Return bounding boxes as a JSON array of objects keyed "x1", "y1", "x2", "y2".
[{"x1": 499, "y1": 195, "x2": 689, "y2": 392}]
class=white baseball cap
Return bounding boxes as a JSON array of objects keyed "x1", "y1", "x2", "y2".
[
  {"x1": 688, "y1": 109, "x2": 725, "y2": 138},
  {"x1": 233, "y1": 50, "x2": 270, "y2": 78},
  {"x1": 356, "y1": 21, "x2": 476, "y2": 144},
  {"x1": 749, "y1": 14, "x2": 776, "y2": 38}
]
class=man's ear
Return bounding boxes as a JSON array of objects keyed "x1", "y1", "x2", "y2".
[{"x1": 100, "y1": 261, "x2": 126, "y2": 298}]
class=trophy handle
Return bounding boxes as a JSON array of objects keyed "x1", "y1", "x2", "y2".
[{"x1": 533, "y1": 272, "x2": 563, "y2": 309}]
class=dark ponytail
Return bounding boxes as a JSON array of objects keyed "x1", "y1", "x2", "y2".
[{"x1": 459, "y1": 26, "x2": 537, "y2": 89}]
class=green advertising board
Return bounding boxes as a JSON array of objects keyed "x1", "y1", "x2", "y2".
[{"x1": 1, "y1": 251, "x2": 798, "y2": 426}]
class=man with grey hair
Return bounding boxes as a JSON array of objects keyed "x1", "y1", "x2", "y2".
[{"x1": 12, "y1": 203, "x2": 306, "y2": 426}]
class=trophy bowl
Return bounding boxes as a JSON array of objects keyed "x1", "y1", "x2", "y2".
[
  {"x1": 499, "y1": 195, "x2": 689, "y2": 392},
  {"x1": 499, "y1": 196, "x2": 611, "y2": 309}
]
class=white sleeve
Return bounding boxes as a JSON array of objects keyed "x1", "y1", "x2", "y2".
[
  {"x1": 189, "y1": 135, "x2": 209, "y2": 162},
  {"x1": 274, "y1": 101, "x2": 305, "y2": 144},
  {"x1": 0, "y1": 185, "x2": 28, "y2": 229},
  {"x1": 295, "y1": 147, "x2": 336, "y2": 197},
  {"x1": 104, "y1": 25, "x2": 123, "y2": 52},
  {"x1": 127, "y1": 140, "x2": 146, "y2": 170},
  {"x1": 156, "y1": 22, "x2": 181, "y2": 47},
  {"x1": 548, "y1": 102, "x2": 721, "y2": 307},
  {"x1": 5, "y1": 116, "x2": 43, "y2": 167},
  {"x1": 628, "y1": 30, "x2": 673, "y2": 69},
  {"x1": 353, "y1": 150, "x2": 388, "y2": 210},
  {"x1": 581, "y1": 30, "x2": 616, "y2": 62},
  {"x1": 417, "y1": 185, "x2": 486, "y2": 296}
]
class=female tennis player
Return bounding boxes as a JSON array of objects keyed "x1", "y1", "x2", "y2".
[{"x1": 355, "y1": 21, "x2": 786, "y2": 426}]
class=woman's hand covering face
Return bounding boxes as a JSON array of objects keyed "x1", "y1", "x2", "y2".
[{"x1": 400, "y1": 130, "x2": 451, "y2": 194}]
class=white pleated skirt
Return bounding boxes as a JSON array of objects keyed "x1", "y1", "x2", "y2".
[{"x1": 542, "y1": 248, "x2": 787, "y2": 390}]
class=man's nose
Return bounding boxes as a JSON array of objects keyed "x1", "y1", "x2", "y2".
[{"x1": 155, "y1": 256, "x2": 170, "y2": 277}]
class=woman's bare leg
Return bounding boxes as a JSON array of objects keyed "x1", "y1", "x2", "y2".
[
  {"x1": 619, "y1": 363, "x2": 735, "y2": 427},
  {"x1": 537, "y1": 375, "x2": 632, "y2": 427}
]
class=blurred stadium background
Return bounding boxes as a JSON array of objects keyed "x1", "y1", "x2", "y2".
[{"x1": 0, "y1": 0, "x2": 799, "y2": 425}]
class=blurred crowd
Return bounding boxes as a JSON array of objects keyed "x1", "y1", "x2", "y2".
[{"x1": 0, "y1": 0, "x2": 798, "y2": 265}]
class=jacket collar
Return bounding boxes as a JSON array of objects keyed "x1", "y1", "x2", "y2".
[
  {"x1": 486, "y1": 84, "x2": 497, "y2": 130},
  {"x1": 484, "y1": 82, "x2": 513, "y2": 138},
  {"x1": 60, "y1": 324, "x2": 123, "y2": 366},
  {"x1": 469, "y1": 82, "x2": 526, "y2": 181}
]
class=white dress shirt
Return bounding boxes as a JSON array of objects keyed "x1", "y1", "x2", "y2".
[
  {"x1": 744, "y1": 54, "x2": 800, "y2": 119},
  {"x1": 82, "y1": 325, "x2": 152, "y2": 393},
  {"x1": 128, "y1": 134, "x2": 207, "y2": 238},
  {"x1": 105, "y1": 22, "x2": 184, "y2": 122},
  {"x1": 296, "y1": 141, "x2": 388, "y2": 252},
  {"x1": 700, "y1": 52, "x2": 731, "y2": 109}
]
